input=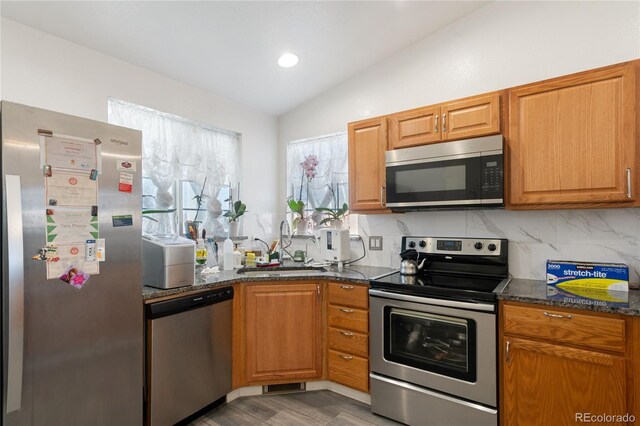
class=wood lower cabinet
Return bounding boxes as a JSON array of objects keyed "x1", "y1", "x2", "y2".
[
  {"x1": 508, "y1": 60, "x2": 639, "y2": 208},
  {"x1": 388, "y1": 92, "x2": 501, "y2": 149},
  {"x1": 348, "y1": 117, "x2": 389, "y2": 213},
  {"x1": 233, "y1": 280, "x2": 370, "y2": 393},
  {"x1": 327, "y1": 282, "x2": 370, "y2": 392},
  {"x1": 240, "y1": 282, "x2": 323, "y2": 384},
  {"x1": 501, "y1": 302, "x2": 635, "y2": 426},
  {"x1": 503, "y1": 336, "x2": 626, "y2": 426}
]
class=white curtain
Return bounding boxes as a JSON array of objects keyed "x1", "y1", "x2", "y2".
[
  {"x1": 287, "y1": 132, "x2": 348, "y2": 221},
  {"x1": 108, "y1": 99, "x2": 240, "y2": 235}
]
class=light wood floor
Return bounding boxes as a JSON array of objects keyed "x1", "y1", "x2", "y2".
[{"x1": 189, "y1": 390, "x2": 402, "y2": 426}]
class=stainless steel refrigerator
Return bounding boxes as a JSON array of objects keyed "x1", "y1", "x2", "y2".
[{"x1": 2, "y1": 102, "x2": 143, "y2": 425}]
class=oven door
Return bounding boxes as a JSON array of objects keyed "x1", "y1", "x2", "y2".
[{"x1": 369, "y1": 290, "x2": 497, "y2": 407}]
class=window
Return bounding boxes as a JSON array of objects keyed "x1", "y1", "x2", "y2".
[
  {"x1": 108, "y1": 99, "x2": 240, "y2": 238},
  {"x1": 286, "y1": 132, "x2": 348, "y2": 230}
]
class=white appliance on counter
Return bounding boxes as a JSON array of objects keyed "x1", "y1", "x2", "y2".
[
  {"x1": 319, "y1": 228, "x2": 350, "y2": 267},
  {"x1": 143, "y1": 235, "x2": 195, "y2": 289}
]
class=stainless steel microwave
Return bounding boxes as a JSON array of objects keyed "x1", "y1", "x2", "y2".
[{"x1": 385, "y1": 135, "x2": 504, "y2": 210}]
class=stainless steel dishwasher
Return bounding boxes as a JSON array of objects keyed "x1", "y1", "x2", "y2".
[{"x1": 145, "y1": 286, "x2": 233, "y2": 426}]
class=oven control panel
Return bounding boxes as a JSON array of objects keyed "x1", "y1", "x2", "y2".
[{"x1": 404, "y1": 237, "x2": 504, "y2": 256}]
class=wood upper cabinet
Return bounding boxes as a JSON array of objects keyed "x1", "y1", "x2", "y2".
[
  {"x1": 441, "y1": 93, "x2": 500, "y2": 141},
  {"x1": 348, "y1": 117, "x2": 389, "y2": 212},
  {"x1": 501, "y1": 302, "x2": 634, "y2": 426},
  {"x1": 388, "y1": 93, "x2": 501, "y2": 149},
  {"x1": 243, "y1": 282, "x2": 323, "y2": 384},
  {"x1": 508, "y1": 61, "x2": 638, "y2": 207},
  {"x1": 388, "y1": 105, "x2": 441, "y2": 149}
]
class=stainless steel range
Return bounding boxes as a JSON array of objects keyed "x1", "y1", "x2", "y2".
[{"x1": 369, "y1": 236, "x2": 510, "y2": 426}]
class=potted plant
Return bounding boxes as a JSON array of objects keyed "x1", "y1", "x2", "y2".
[
  {"x1": 224, "y1": 200, "x2": 246, "y2": 238},
  {"x1": 315, "y1": 203, "x2": 349, "y2": 229},
  {"x1": 287, "y1": 198, "x2": 307, "y2": 234},
  {"x1": 288, "y1": 154, "x2": 318, "y2": 235},
  {"x1": 184, "y1": 178, "x2": 207, "y2": 239}
]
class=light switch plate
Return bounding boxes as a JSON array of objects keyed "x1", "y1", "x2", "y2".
[{"x1": 369, "y1": 236, "x2": 383, "y2": 251}]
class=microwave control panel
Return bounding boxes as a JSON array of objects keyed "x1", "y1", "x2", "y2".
[{"x1": 481, "y1": 154, "x2": 504, "y2": 200}]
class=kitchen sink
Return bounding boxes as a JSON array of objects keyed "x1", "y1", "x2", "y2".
[{"x1": 236, "y1": 266, "x2": 328, "y2": 276}]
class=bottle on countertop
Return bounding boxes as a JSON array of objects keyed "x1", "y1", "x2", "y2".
[
  {"x1": 223, "y1": 238, "x2": 234, "y2": 271},
  {"x1": 195, "y1": 238, "x2": 208, "y2": 265},
  {"x1": 233, "y1": 244, "x2": 242, "y2": 269}
]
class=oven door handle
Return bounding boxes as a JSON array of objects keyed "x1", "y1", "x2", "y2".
[{"x1": 369, "y1": 289, "x2": 495, "y2": 312}]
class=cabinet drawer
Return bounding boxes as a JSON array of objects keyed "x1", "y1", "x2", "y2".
[
  {"x1": 328, "y1": 282, "x2": 368, "y2": 309},
  {"x1": 503, "y1": 304, "x2": 626, "y2": 352},
  {"x1": 328, "y1": 349, "x2": 368, "y2": 392},
  {"x1": 328, "y1": 327, "x2": 368, "y2": 357},
  {"x1": 328, "y1": 304, "x2": 368, "y2": 333}
]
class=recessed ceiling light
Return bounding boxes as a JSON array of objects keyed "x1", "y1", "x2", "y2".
[{"x1": 278, "y1": 53, "x2": 299, "y2": 68}]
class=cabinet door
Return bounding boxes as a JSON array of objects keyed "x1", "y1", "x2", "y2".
[
  {"x1": 348, "y1": 117, "x2": 389, "y2": 212},
  {"x1": 389, "y1": 105, "x2": 441, "y2": 149},
  {"x1": 441, "y1": 93, "x2": 500, "y2": 141},
  {"x1": 509, "y1": 63, "x2": 637, "y2": 205},
  {"x1": 244, "y1": 283, "x2": 322, "y2": 383},
  {"x1": 503, "y1": 337, "x2": 627, "y2": 426}
]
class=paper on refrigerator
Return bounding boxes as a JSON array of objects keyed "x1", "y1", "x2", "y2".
[
  {"x1": 46, "y1": 242, "x2": 99, "y2": 279},
  {"x1": 46, "y1": 208, "x2": 98, "y2": 244},
  {"x1": 45, "y1": 172, "x2": 97, "y2": 207},
  {"x1": 41, "y1": 134, "x2": 101, "y2": 173}
]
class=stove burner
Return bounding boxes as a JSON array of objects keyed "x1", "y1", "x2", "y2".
[{"x1": 371, "y1": 236, "x2": 509, "y2": 304}]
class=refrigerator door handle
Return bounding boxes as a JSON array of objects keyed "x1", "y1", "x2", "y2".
[{"x1": 5, "y1": 174, "x2": 24, "y2": 413}]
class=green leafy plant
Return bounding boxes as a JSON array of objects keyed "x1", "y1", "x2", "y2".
[
  {"x1": 287, "y1": 198, "x2": 306, "y2": 228},
  {"x1": 288, "y1": 198, "x2": 305, "y2": 217},
  {"x1": 315, "y1": 203, "x2": 349, "y2": 226},
  {"x1": 224, "y1": 200, "x2": 247, "y2": 222}
]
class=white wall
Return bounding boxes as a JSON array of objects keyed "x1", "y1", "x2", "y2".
[
  {"x1": 278, "y1": 1, "x2": 640, "y2": 282},
  {"x1": 0, "y1": 18, "x2": 279, "y2": 238}
]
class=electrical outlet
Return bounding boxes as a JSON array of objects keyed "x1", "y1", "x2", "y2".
[{"x1": 369, "y1": 236, "x2": 383, "y2": 251}]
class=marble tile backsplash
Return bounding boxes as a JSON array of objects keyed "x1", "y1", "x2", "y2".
[{"x1": 355, "y1": 209, "x2": 640, "y2": 284}]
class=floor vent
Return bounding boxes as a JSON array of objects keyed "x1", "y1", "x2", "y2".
[{"x1": 262, "y1": 382, "x2": 306, "y2": 394}]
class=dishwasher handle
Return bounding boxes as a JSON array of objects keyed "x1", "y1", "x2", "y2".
[{"x1": 146, "y1": 286, "x2": 234, "y2": 319}]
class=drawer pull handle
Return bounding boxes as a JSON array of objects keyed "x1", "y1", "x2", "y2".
[
  {"x1": 340, "y1": 285, "x2": 354, "y2": 290},
  {"x1": 338, "y1": 354, "x2": 353, "y2": 360},
  {"x1": 506, "y1": 340, "x2": 511, "y2": 365},
  {"x1": 339, "y1": 308, "x2": 354, "y2": 314},
  {"x1": 544, "y1": 312, "x2": 573, "y2": 319},
  {"x1": 340, "y1": 331, "x2": 355, "y2": 337},
  {"x1": 626, "y1": 168, "x2": 632, "y2": 198}
]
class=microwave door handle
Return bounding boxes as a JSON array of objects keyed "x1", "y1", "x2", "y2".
[{"x1": 5, "y1": 175, "x2": 25, "y2": 413}]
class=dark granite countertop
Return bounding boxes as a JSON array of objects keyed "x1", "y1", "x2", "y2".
[
  {"x1": 142, "y1": 263, "x2": 396, "y2": 302},
  {"x1": 497, "y1": 278, "x2": 640, "y2": 316}
]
